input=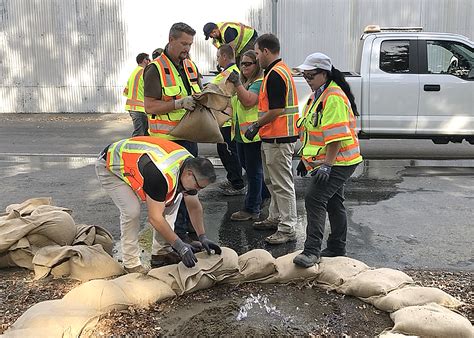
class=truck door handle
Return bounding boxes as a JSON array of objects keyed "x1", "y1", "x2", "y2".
[{"x1": 424, "y1": 84, "x2": 440, "y2": 91}]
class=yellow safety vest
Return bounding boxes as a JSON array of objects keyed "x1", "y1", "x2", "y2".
[
  {"x1": 124, "y1": 66, "x2": 145, "y2": 112},
  {"x1": 230, "y1": 77, "x2": 263, "y2": 142},
  {"x1": 297, "y1": 81, "x2": 363, "y2": 170},
  {"x1": 147, "y1": 53, "x2": 201, "y2": 140},
  {"x1": 211, "y1": 64, "x2": 240, "y2": 127},
  {"x1": 213, "y1": 22, "x2": 255, "y2": 55}
]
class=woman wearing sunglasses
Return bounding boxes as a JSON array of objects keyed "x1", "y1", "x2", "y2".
[
  {"x1": 226, "y1": 50, "x2": 270, "y2": 221},
  {"x1": 293, "y1": 53, "x2": 363, "y2": 268}
]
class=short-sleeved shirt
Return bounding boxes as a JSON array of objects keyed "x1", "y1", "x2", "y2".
[{"x1": 234, "y1": 79, "x2": 262, "y2": 143}]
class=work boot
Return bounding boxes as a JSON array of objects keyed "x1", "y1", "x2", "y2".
[
  {"x1": 253, "y1": 218, "x2": 279, "y2": 230},
  {"x1": 321, "y1": 248, "x2": 346, "y2": 258},
  {"x1": 124, "y1": 265, "x2": 149, "y2": 274},
  {"x1": 264, "y1": 230, "x2": 296, "y2": 245},
  {"x1": 219, "y1": 181, "x2": 246, "y2": 196},
  {"x1": 231, "y1": 210, "x2": 260, "y2": 221},
  {"x1": 150, "y1": 252, "x2": 181, "y2": 268},
  {"x1": 293, "y1": 252, "x2": 321, "y2": 268}
]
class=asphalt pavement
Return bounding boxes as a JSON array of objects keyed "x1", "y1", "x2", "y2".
[{"x1": 1, "y1": 114, "x2": 473, "y2": 271}]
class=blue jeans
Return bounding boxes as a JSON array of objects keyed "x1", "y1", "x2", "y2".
[
  {"x1": 173, "y1": 140, "x2": 198, "y2": 236},
  {"x1": 303, "y1": 164, "x2": 358, "y2": 255},
  {"x1": 236, "y1": 141, "x2": 266, "y2": 214}
]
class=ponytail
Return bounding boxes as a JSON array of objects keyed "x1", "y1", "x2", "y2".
[{"x1": 325, "y1": 66, "x2": 359, "y2": 116}]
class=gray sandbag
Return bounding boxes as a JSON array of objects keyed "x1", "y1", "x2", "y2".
[
  {"x1": 316, "y1": 256, "x2": 370, "y2": 290},
  {"x1": 337, "y1": 268, "x2": 414, "y2": 298},
  {"x1": 260, "y1": 250, "x2": 319, "y2": 283},
  {"x1": 363, "y1": 286, "x2": 464, "y2": 312},
  {"x1": 389, "y1": 303, "x2": 473, "y2": 337},
  {"x1": 222, "y1": 249, "x2": 276, "y2": 284}
]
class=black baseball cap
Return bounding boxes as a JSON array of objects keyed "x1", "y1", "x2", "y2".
[{"x1": 203, "y1": 22, "x2": 217, "y2": 40}]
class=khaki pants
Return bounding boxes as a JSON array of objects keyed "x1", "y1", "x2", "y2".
[
  {"x1": 95, "y1": 158, "x2": 180, "y2": 268},
  {"x1": 261, "y1": 142, "x2": 297, "y2": 233}
]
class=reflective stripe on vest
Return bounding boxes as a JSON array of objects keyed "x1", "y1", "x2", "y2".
[
  {"x1": 211, "y1": 64, "x2": 240, "y2": 127},
  {"x1": 258, "y1": 61, "x2": 299, "y2": 139},
  {"x1": 213, "y1": 22, "x2": 255, "y2": 54},
  {"x1": 299, "y1": 82, "x2": 362, "y2": 170},
  {"x1": 147, "y1": 54, "x2": 201, "y2": 140},
  {"x1": 106, "y1": 136, "x2": 192, "y2": 203},
  {"x1": 125, "y1": 66, "x2": 145, "y2": 112}
]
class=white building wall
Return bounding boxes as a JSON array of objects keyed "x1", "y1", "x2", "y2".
[{"x1": 0, "y1": 0, "x2": 472, "y2": 113}]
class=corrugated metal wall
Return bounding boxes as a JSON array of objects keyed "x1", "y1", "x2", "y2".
[{"x1": 0, "y1": 0, "x2": 472, "y2": 113}]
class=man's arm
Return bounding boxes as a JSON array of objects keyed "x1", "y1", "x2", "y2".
[
  {"x1": 146, "y1": 195, "x2": 179, "y2": 244},
  {"x1": 144, "y1": 96, "x2": 176, "y2": 115},
  {"x1": 183, "y1": 194, "x2": 205, "y2": 236},
  {"x1": 324, "y1": 141, "x2": 342, "y2": 165},
  {"x1": 143, "y1": 64, "x2": 176, "y2": 115}
]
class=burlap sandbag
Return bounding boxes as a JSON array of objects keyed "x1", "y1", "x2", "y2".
[
  {"x1": 260, "y1": 250, "x2": 319, "y2": 283},
  {"x1": 74, "y1": 223, "x2": 114, "y2": 255},
  {"x1": 4, "y1": 197, "x2": 53, "y2": 216},
  {"x1": 222, "y1": 249, "x2": 276, "y2": 284},
  {"x1": 148, "y1": 264, "x2": 181, "y2": 293},
  {"x1": 316, "y1": 256, "x2": 370, "y2": 290},
  {"x1": 337, "y1": 268, "x2": 414, "y2": 298},
  {"x1": 363, "y1": 286, "x2": 463, "y2": 312},
  {"x1": 211, "y1": 247, "x2": 239, "y2": 282},
  {"x1": 390, "y1": 303, "x2": 474, "y2": 337}
]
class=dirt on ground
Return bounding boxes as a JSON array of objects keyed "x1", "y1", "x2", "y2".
[{"x1": 1, "y1": 267, "x2": 472, "y2": 336}]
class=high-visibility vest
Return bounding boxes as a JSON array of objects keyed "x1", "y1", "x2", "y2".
[
  {"x1": 124, "y1": 66, "x2": 145, "y2": 112},
  {"x1": 211, "y1": 64, "x2": 240, "y2": 127},
  {"x1": 213, "y1": 22, "x2": 255, "y2": 55},
  {"x1": 258, "y1": 61, "x2": 299, "y2": 139},
  {"x1": 297, "y1": 81, "x2": 363, "y2": 170},
  {"x1": 147, "y1": 53, "x2": 201, "y2": 140},
  {"x1": 106, "y1": 136, "x2": 192, "y2": 203},
  {"x1": 230, "y1": 77, "x2": 263, "y2": 142}
]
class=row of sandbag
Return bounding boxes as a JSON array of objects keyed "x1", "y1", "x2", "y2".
[
  {"x1": 0, "y1": 197, "x2": 124, "y2": 280},
  {"x1": 5, "y1": 247, "x2": 472, "y2": 337}
]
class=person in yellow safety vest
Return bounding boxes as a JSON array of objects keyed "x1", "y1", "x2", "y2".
[
  {"x1": 226, "y1": 49, "x2": 271, "y2": 221},
  {"x1": 293, "y1": 53, "x2": 363, "y2": 268},
  {"x1": 95, "y1": 136, "x2": 221, "y2": 273},
  {"x1": 245, "y1": 34, "x2": 299, "y2": 245},
  {"x1": 210, "y1": 44, "x2": 245, "y2": 196},
  {"x1": 123, "y1": 53, "x2": 150, "y2": 136},
  {"x1": 203, "y1": 22, "x2": 258, "y2": 65},
  {"x1": 143, "y1": 23, "x2": 202, "y2": 249}
]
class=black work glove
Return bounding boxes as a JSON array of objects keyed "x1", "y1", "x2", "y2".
[
  {"x1": 296, "y1": 160, "x2": 308, "y2": 177},
  {"x1": 311, "y1": 163, "x2": 332, "y2": 183},
  {"x1": 227, "y1": 70, "x2": 242, "y2": 87},
  {"x1": 198, "y1": 234, "x2": 222, "y2": 255},
  {"x1": 172, "y1": 238, "x2": 198, "y2": 268},
  {"x1": 244, "y1": 122, "x2": 260, "y2": 141}
]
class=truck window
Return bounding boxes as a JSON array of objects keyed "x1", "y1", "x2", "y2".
[
  {"x1": 380, "y1": 40, "x2": 410, "y2": 73},
  {"x1": 426, "y1": 40, "x2": 474, "y2": 80}
]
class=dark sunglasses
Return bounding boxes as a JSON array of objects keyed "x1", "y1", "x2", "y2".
[
  {"x1": 302, "y1": 69, "x2": 325, "y2": 80},
  {"x1": 240, "y1": 61, "x2": 256, "y2": 67},
  {"x1": 191, "y1": 171, "x2": 205, "y2": 190}
]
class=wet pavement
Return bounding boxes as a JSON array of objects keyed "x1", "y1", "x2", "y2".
[{"x1": 1, "y1": 154, "x2": 473, "y2": 271}]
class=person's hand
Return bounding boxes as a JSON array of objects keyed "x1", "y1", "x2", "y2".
[
  {"x1": 174, "y1": 96, "x2": 196, "y2": 111},
  {"x1": 244, "y1": 122, "x2": 260, "y2": 140},
  {"x1": 172, "y1": 238, "x2": 198, "y2": 268},
  {"x1": 227, "y1": 70, "x2": 242, "y2": 87},
  {"x1": 198, "y1": 234, "x2": 222, "y2": 255},
  {"x1": 296, "y1": 160, "x2": 308, "y2": 177},
  {"x1": 311, "y1": 163, "x2": 332, "y2": 183}
]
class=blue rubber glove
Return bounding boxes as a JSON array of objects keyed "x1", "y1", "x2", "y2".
[
  {"x1": 172, "y1": 238, "x2": 198, "y2": 268},
  {"x1": 198, "y1": 234, "x2": 222, "y2": 255},
  {"x1": 311, "y1": 163, "x2": 332, "y2": 183}
]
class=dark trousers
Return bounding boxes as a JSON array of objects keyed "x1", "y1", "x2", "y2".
[
  {"x1": 129, "y1": 111, "x2": 149, "y2": 137},
  {"x1": 304, "y1": 164, "x2": 358, "y2": 256},
  {"x1": 217, "y1": 126, "x2": 244, "y2": 189},
  {"x1": 236, "y1": 141, "x2": 266, "y2": 214},
  {"x1": 173, "y1": 140, "x2": 198, "y2": 236}
]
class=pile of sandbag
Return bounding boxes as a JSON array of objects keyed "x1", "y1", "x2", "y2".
[
  {"x1": 4, "y1": 248, "x2": 472, "y2": 337},
  {"x1": 0, "y1": 197, "x2": 124, "y2": 281}
]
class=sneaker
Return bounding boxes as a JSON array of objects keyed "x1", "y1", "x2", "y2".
[
  {"x1": 321, "y1": 248, "x2": 346, "y2": 257},
  {"x1": 264, "y1": 230, "x2": 296, "y2": 244},
  {"x1": 220, "y1": 184, "x2": 246, "y2": 196},
  {"x1": 218, "y1": 181, "x2": 233, "y2": 190},
  {"x1": 293, "y1": 252, "x2": 321, "y2": 268},
  {"x1": 124, "y1": 265, "x2": 149, "y2": 274},
  {"x1": 253, "y1": 218, "x2": 279, "y2": 230},
  {"x1": 231, "y1": 210, "x2": 260, "y2": 221},
  {"x1": 150, "y1": 252, "x2": 182, "y2": 268}
]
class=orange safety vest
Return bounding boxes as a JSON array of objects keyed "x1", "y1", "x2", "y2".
[
  {"x1": 258, "y1": 61, "x2": 299, "y2": 139},
  {"x1": 147, "y1": 53, "x2": 201, "y2": 140},
  {"x1": 106, "y1": 136, "x2": 192, "y2": 203}
]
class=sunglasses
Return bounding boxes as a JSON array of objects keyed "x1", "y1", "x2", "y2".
[
  {"x1": 240, "y1": 61, "x2": 256, "y2": 67},
  {"x1": 302, "y1": 69, "x2": 324, "y2": 80},
  {"x1": 191, "y1": 171, "x2": 205, "y2": 190}
]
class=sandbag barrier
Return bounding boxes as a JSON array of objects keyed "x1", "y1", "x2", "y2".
[{"x1": 3, "y1": 248, "x2": 472, "y2": 337}]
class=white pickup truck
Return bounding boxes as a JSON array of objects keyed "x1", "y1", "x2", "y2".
[{"x1": 204, "y1": 26, "x2": 474, "y2": 145}]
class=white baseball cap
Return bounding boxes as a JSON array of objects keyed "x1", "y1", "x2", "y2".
[{"x1": 296, "y1": 52, "x2": 332, "y2": 72}]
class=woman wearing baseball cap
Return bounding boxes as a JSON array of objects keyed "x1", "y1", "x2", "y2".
[{"x1": 293, "y1": 53, "x2": 363, "y2": 268}]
